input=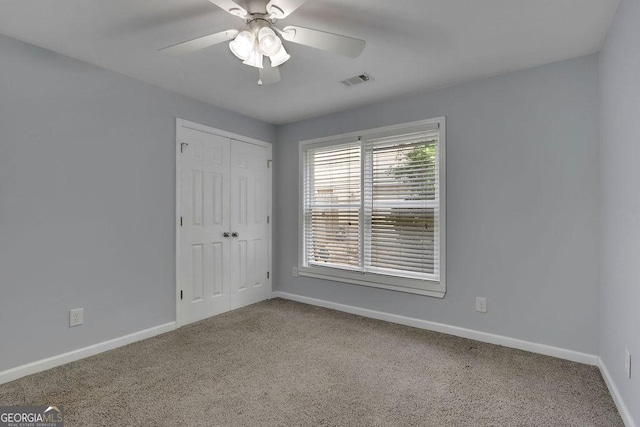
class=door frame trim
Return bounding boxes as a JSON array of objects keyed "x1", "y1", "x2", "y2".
[{"x1": 175, "y1": 118, "x2": 272, "y2": 327}]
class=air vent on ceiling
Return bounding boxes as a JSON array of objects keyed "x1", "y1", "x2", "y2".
[{"x1": 341, "y1": 73, "x2": 374, "y2": 88}]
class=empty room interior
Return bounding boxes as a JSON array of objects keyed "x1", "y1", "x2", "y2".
[{"x1": 0, "y1": 0, "x2": 638, "y2": 425}]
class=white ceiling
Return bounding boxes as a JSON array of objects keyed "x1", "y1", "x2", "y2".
[{"x1": 0, "y1": 0, "x2": 620, "y2": 124}]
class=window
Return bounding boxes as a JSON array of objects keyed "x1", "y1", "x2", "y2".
[{"x1": 299, "y1": 118, "x2": 446, "y2": 297}]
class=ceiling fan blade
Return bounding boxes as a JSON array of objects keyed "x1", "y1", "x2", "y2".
[
  {"x1": 280, "y1": 25, "x2": 366, "y2": 58},
  {"x1": 159, "y1": 29, "x2": 239, "y2": 56},
  {"x1": 207, "y1": 0, "x2": 249, "y2": 18},
  {"x1": 259, "y1": 64, "x2": 281, "y2": 85},
  {"x1": 266, "y1": 0, "x2": 309, "y2": 19}
]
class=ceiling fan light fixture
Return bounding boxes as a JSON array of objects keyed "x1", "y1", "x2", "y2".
[
  {"x1": 242, "y1": 44, "x2": 264, "y2": 68},
  {"x1": 229, "y1": 30, "x2": 255, "y2": 60},
  {"x1": 160, "y1": 0, "x2": 367, "y2": 84},
  {"x1": 258, "y1": 27, "x2": 282, "y2": 57},
  {"x1": 269, "y1": 45, "x2": 290, "y2": 67}
]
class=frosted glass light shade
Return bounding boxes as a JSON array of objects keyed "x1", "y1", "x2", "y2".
[
  {"x1": 258, "y1": 27, "x2": 282, "y2": 57},
  {"x1": 229, "y1": 30, "x2": 255, "y2": 60},
  {"x1": 269, "y1": 45, "x2": 290, "y2": 67},
  {"x1": 242, "y1": 45, "x2": 264, "y2": 68}
]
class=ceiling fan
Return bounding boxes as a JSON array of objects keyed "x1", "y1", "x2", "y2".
[{"x1": 159, "y1": 0, "x2": 366, "y2": 85}]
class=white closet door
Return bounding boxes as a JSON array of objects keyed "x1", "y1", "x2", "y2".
[
  {"x1": 229, "y1": 140, "x2": 271, "y2": 308},
  {"x1": 180, "y1": 128, "x2": 231, "y2": 324},
  {"x1": 178, "y1": 122, "x2": 272, "y2": 327}
]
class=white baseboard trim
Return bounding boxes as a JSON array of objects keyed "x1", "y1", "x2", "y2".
[
  {"x1": 598, "y1": 357, "x2": 636, "y2": 427},
  {"x1": 0, "y1": 322, "x2": 176, "y2": 385},
  {"x1": 272, "y1": 291, "x2": 599, "y2": 366}
]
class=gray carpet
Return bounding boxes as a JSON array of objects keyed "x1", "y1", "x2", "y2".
[{"x1": 0, "y1": 298, "x2": 622, "y2": 426}]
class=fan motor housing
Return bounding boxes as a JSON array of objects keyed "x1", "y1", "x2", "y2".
[{"x1": 245, "y1": 0, "x2": 270, "y2": 15}]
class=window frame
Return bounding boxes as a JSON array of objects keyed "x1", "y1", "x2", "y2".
[{"x1": 298, "y1": 117, "x2": 446, "y2": 298}]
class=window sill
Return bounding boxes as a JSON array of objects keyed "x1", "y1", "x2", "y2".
[{"x1": 298, "y1": 266, "x2": 446, "y2": 298}]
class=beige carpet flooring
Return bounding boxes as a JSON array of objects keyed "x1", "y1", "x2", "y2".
[{"x1": 0, "y1": 298, "x2": 623, "y2": 426}]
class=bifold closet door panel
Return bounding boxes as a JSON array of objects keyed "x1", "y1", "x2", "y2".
[
  {"x1": 229, "y1": 140, "x2": 271, "y2": 308},
  {"x1": 180, "y1": 128, "x2": 231, "y2": 324}
]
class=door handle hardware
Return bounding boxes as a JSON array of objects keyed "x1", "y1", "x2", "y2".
[
  {"x1": 223, "y1": 232, "x2": 231, "y2": 238},
  {"x1": 231, "y1": 232, "x2": 239, "y2": 238}
]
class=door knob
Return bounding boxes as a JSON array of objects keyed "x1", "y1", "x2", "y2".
[
  {"x1": 223, "y1": 232, "x2": 230, "y2": 238},
  {"x1": 231, "y1": 232, "x2": 239, "y2": 238}
]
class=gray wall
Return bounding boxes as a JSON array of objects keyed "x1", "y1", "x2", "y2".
[
  {"x1": 0, "y1": 28, "x2": 608, "y2": 379},
  {"x1": 0, "y1": 34, "x2": 275, "y2": 372},
  {"x1": 599, "y1": 0, "x2": 640, "y2": 422},
  {"x1": 274, "y1": 55, "x2": 600, "y2": 354}
]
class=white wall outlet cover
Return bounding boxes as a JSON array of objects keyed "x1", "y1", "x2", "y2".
[
  {"x1": 625, "y1": 349, "x2": 631, "y2": 379},
  {"x1": 69, "y1": 308, "x2": 84, "y2": 327},
  {"x1": 292, "y1": 267, "x2": 299, "y2": 277},
  {"x1": 475, "y1": 297, "x2": 487, "y2": 313}
]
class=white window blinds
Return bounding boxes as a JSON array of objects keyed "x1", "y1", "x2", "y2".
[
  {"x1": 365, "y1": 125, "x2": 440, "y2": 281},
  {"x1": 302, "y1": 119, "x2": 444, "y2": 289},
  {"x1": 303, "y1": 141, "x2": 361, "y2": 270}
]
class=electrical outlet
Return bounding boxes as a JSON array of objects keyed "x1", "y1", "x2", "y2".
[
  {"x1": 625, "y1": 349, "x2": 632, "y2": 379},
  {"x1": 475, "y1": 297, "x2": 487, "y2": 313},
  {"x1": 69, "y1": 308, "x2": 83, "y2": 327},
  {"x1": 292, "y1": 267, "x2": 298, "y2": 277}
]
